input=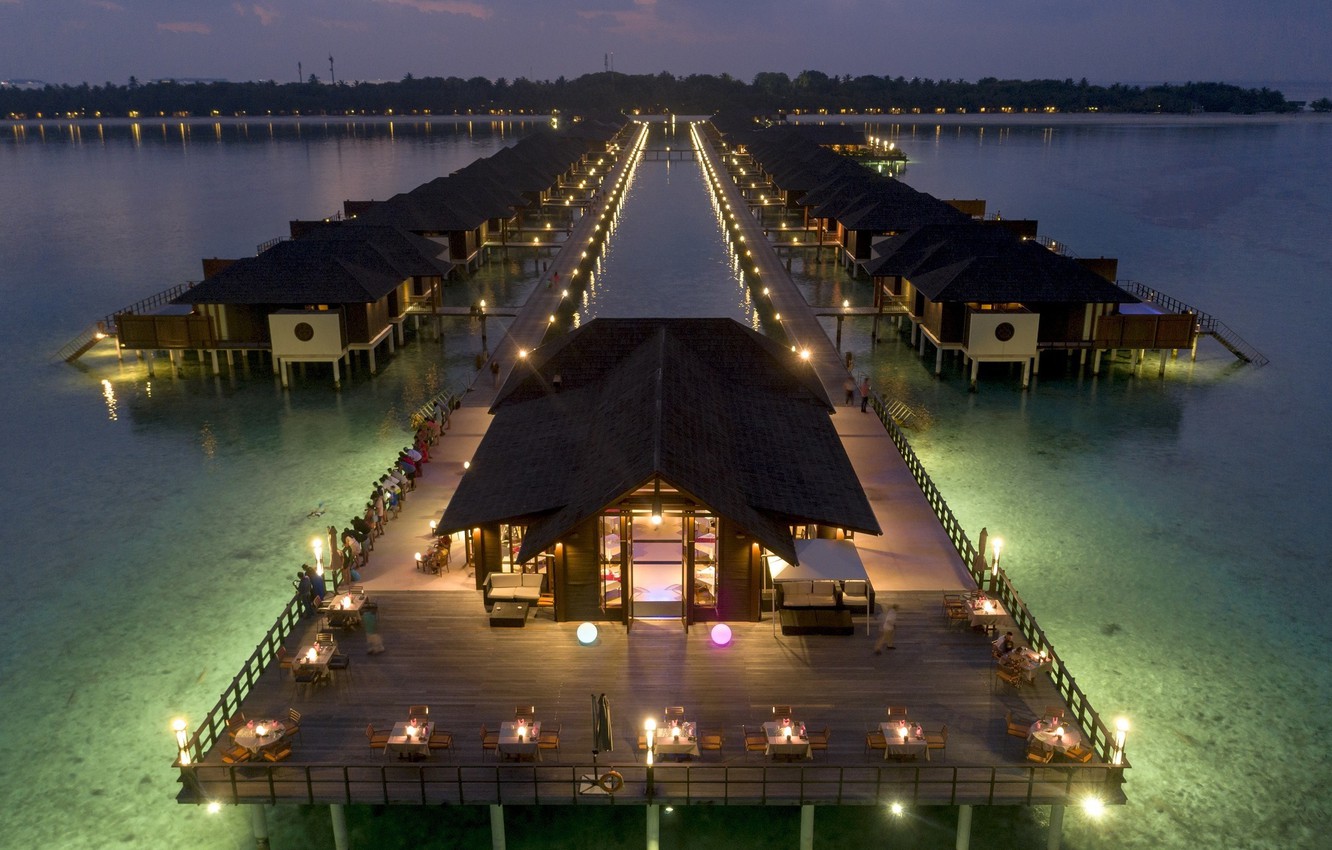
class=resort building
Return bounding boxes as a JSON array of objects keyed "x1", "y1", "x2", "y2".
[{"x1": 437, "y1": 317, "x2": 881, "y2": 628}]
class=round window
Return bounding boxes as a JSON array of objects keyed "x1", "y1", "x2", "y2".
[
  {"x1": 294, "y1": 322, "x2": 315, "y2": 342},
  {"x1": 994, "y1": 322, "x2": 1015, "y2": 342}
]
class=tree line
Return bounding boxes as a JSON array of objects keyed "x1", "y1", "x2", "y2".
[{"x1": 2, "y1": 70, "x2": 1302, "y2": 119}]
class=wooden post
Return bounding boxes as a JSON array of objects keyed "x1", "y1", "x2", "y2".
[
  {"x1": 799, "y1": 804, "x2": 814, "y2": 850},
  {"x1": 646, "y1": 804, "x2": 660, "y2": 850},
  {"x1": 955, "y1": 805, "x2": 973, "y2": 850},
  {"x1": 1022, "y1": 358, "x2": 1032, "y2": 389},
  {"x1": 1047, "y1": 803, "x2": 1065, "y2": 850},
  {"x1": 329, "y1": 804, "x2": 349, "y2": 850},
  {"x1": 332, "y1": 358, "x2": 341, "y2": 390},
  {"x1": 1092, "y1": 349, "x2": 1103, "y2": 375},
  {"x1": 1158, "y1": 349, "x2": 1168, "y2": 376},
  {"x1": 934, "y1": 345, "x2": 944, "y2": 375},
  {"x1": 210, "y1": 349, "x2": 220, "y2": 375},
  {"x1": 369, "y1": 345, "x2": 377, "y2": 375},
  {"x1": 250, "y1": 805, "x2": 269, "y2": 849},
  {"x1": 490, "y1": 804, "x2": 506, "y2": 850},
  {"x1": 970, "y1": 358, "x2": 980, "y2": 391}
]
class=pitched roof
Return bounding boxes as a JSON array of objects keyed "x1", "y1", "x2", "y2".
[
  {"x1": 177, "y1": 227, "x2": 449, "y2": 305},
  {"x1": 437, "y1": 318, "x2": 880, "y2": 565},
  {"x1": 869, "y1": 223, "x2": 1138, "y2": 304}
]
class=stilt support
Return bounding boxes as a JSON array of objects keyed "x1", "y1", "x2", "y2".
[
  {"x1": 1047, "y1": 803, "x2": 1065, "y2": 850},
  {"x1": 799, "y1": 804, "x2": 814, "y2": 850},
  {"x1": 1021, "y1": 358, "x2": 1032, "y2": 389},
  {"x1": 332, "y1": 358, "x2": 341, "y2": 390},
  {"x1": 647, "y1": 804, "x2": 660, "y2": 850},
  {"x1": 330, "y1": 803, "x2": 349, "y2": 850},
  {"x1": 955, "y1": 804, "x2": 973, "y2": 850},
  {"x1": 970, "y1": 358, "x2": 980, "y2": 391},
  {"x1": 489, "y1": 804, "x2": 506, "y2": 850},
  {"x1": 369, "y1": 346, "x2": 377, "y2": 375},
  {"x1": 210, "y1": 349, "x2": 220, "y2": 376},
  {"x1": 934, "y1": 345, "x2": 944, "y2": 375},
  {"x1": 250, "y1": 805, "x2": 269, "y2": 849}
]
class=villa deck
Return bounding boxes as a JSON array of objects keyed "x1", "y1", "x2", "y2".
[{"x1": 182, "y1": 589, "x2": 1124, "y2": 808}]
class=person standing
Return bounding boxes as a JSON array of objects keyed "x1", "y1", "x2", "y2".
[
  {"x1": 859, "y1": 376, "x2": 871, "y2": 413},
  {"x1": 874, "y1": 603, "x2": 899, "y2": 654},
  {"x1": 843, "y1": 376, "x2": 855, "y2": 406},
  {"x1": 295, "y1": 570, "x2": 314, "y2": 615},
  {"x1": 490, "y1": 358, "x2": 500, "y2": 387}
]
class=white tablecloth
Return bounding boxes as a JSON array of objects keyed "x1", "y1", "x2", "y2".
[
  {"x1": 1029, "y1": 720, "x2": 1082, "y2": 754},
  {"x1": 499, "y1": 721, "x2": 541, "y2": 758},
  {"x1": 1011, "y1": 647, "x2": 1051, "y2": 683},
  {"x1": 762, "y1": 721, "x2": 811, "y2": 759},
  {"x1": 294, "y1": 644, "x2": 335, "y2": 676},
  {"x1": 386, "y1": 721, "x2": 432, "y2": 758},
  {"x1": 234, "y1": 720, "x2": 286, "y2": 753},
  {"x1": 968, "y1": 598, "x2": 1006, "y2": 628},
  {"x1": 880, "y1": 721, "x2": 929, "y2": 760},
  {"x1": 654, "y1": 722, "x2": 700, "y2": 757}
]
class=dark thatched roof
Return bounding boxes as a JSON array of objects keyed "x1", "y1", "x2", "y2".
[
  {"x1": 437, "y1": 318, "x2": 880, "y2": 565},
  {"x1": 176, "y1": 226, "x2": 450, "y2": 306},
  {"x1": 868, "y1": 223, "x2": 1138, "y2": 304}
]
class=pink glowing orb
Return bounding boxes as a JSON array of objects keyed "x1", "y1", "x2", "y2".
[{"x1": 710, "y1": 623, "x2": 733, "y2": 646}]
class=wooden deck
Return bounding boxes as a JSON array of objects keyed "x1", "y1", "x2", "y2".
[{"x1": 184, "y1": 589, "x2": 1123, "y2": 808}]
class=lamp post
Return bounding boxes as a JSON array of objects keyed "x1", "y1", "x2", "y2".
[
  {"x1": 172, "y1": 717, "x2": 191, "y2": 766},
  {"x1": 990, "y1": 537, "x2": 1003, "y2": 592},
  {"x1": 1111, "y1": 717, "x2": 1130, "y2": 766}
]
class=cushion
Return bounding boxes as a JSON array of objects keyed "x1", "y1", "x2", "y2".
[{"x1": 489, "y1": 573, "x2": 521, "y2": 589}]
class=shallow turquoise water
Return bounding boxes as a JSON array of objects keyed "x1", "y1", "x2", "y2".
[{"x1": 1, "y1": 116, "x2": 1329, "y2": 848}]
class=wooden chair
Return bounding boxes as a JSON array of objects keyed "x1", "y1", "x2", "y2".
[
  {"x1": 428, "y1": 729, "x2": 454, "y2": 755},
  {"x1": 328, "y1": 652, "x2": 350, "y2": 670},
  {"x1": 262, "y1": 740, "x2": 293, "y2": 762},
  {"x1": 480, "y1": 725, "x2": 499, "y2": 758},
  {"x1": 864, "y1": 727, "x2": 888, "y2": 758},
  {"x1": 994, "y1": 666, "x2": 1023, "y2": 690},
  {"x1": 1025, "y1": 740, "x2": 1054, "y2": 764},
  {"x1": 285, "y1": 708, "x2": 302, "y2": 743},
  {"x1": 886, "y1": 706, "x2": 909, "y2": 720},
  {"x1": 743, "y1": 725, "x2": 768, "y2": 759},
  {"x1": 664, "y1": 706, "x2": 685, "y2": 720},
  {"x1": 221, "y1": 744, "x2": 252, "y2": 764},
  {"x1": 925, "y1": 724, "x2": 948, "y2": 753},
  {"x1": 1005, "y1": 708, "x2": 1036, "y2": 738},
  {"x1": 808, "y1": 726, "x2": 831, "y2": 752},
  {"x1": 1062, "y1": 743, "x2": 1094, "y2": 763},
  {"x1": 1042, "y1": 706, "x2": 1065, "y2": 724},
  {"x1": 771, "y1": 705, "x2": 792, "y2": 719},
  {"x1": 276, "y1": 647, "x2": 292, "y2": 670},
  {"x1": 225, "y1": 713, "x2": 248, "y2": 740},
  {"x1": 699, "y1": 729, "x2": 724, "y2": 755},
  {"x1": 515, "y1": 705, "x2": 535, "y2": 721},
  {"x1": 292, "y1": 666, "x2": 321, "y2": 691},
  {"x1": 315, "y1": 632, "x2": 336, "y2": 647},
  {"x1": 538, "y1": 724, "x2": 561, "y2": 761},
  {"x1": 636, "y1": 733, "x2": 649, "y2": 761},
  {"x1": 408, "y1": 705, "x2": 430, "y2": 721},
  {"x1": 365, "y1": 724, "x2": 390, "y2": 750}
]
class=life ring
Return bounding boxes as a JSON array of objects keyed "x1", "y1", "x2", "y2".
[{"x1": 597, "y1": 770, "x2": 624, "y2": 793}]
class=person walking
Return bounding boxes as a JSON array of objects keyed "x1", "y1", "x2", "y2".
[
  {"x1": 490, "y1": 358, "x2": 500, "y2": 387},
  {"x1": 859, "y1": 376, "x2": 871, "y2": 413},
  {"x1": 843, "y1": 376, "x2": 855, "y2": 406},
  {"x1": 874, "y1": 603, "x2": 899, "y2": 654}
]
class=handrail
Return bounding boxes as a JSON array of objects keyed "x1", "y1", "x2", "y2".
[
  {"x1": 865, "y1": 389, "x2": 1123, "y2": 767},
  {"x1": 256, "y1": 236, "x2": 287, "y2": 254},
  {"x1": 179, "y1": 758, "x2": 1126, "y2": 807},
  {"x1": 1118, "y1": 279, "x2": 1268, "y2": 366},
  {"x1": 53, "y1": 281, "x2": 198, "y2": 362},
  {"x1": 1033, "y1": 235, "x2": 1074, "y2": 257},
  {"x1": 408, "y1": 389, "x2": 461, "y2": 433}
]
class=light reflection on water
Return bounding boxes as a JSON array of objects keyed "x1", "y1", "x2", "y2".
[{"x1": 1, "y1": 117, "x2": 1329, "y2": 848}]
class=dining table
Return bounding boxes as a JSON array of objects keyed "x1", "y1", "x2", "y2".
[
  {"x1": 653, "y1": 721, "x2": 700, "y2": 758},
  {"x1": 498, "y1": 720, "x2": 541, "y2": 760},
  {"x1": 322, "y1": 591, "x2": 365, "y2": 627},
  {"x1": 1010, "y1": 647, "x2": 1051, "y2": 683},
  {"x1": 1028, "y1": 719, "x2": 1083, "y2": 755},
  {"x1": 385, "y1": 720, "x2": 433, "y2": 759},
  {"x1": 294, "y1": 644, "x2": 335, "y2": 678},
  {"x1": 762, "y1": 720, "x2": 811, "y2": 760},
  {"x1": 233, "y1": 719, "x2": 286, "y2": 754},
  {"x1": 967, "y1": 595, "x2": 1007, "y2": 630},
  {"x1": 880, "y1": 720, "x2": 929, "y2": 760}
]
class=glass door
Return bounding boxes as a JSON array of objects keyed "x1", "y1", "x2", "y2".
[{"x1": 629, "y1": 511, "x2": 683, "y2": 619}]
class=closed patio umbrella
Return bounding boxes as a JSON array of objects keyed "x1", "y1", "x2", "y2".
[{"x1": 592, "y1": 693, "x2": 613, "y2": 755}]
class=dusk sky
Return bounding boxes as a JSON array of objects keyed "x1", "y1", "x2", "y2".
[{"x1": 2, "y1": 0, "x2": 1329, "y2": 89}]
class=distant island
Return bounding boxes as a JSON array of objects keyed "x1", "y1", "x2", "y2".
[{"x1": 4, "y1": 70, "x2": 1324, "y2": 120}]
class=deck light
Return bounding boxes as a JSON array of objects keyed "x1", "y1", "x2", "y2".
[
  {"x1": 518, "y1": 349, "x2": 528, "y2": 359},
  {"x1": 577, "y1": 622, "x2": 598, "y2": 644},
  {"x1": 774, "y1": 313, "x2": 781, "y2": 322},
  {"x1": 172, "y1": 717, "x2": 191, "y2": 765},
  {"x1": 415, "y1": 552, "x2": 422, "y2": 567},
  {"x1": 479, "y1": 299, "x2": 486, "y2": 311},
  {"x1": 1111, "y1": 718, "x2": 1129, "y2": 765},
  {"x1": 549, "y1": 315, "x2": 556, "y2": 324},
  {"x1": 561, "y1": 289, "x2": 569, "y2": 299},
  {"x1": 1081, "y1": 796, "x2": 1106, "y2": 819},
  {"x1": 710, "y1": 623, "x2": 732, "y2": 646},
  {"x1": 800, "y1": 349, "x2": 811, "y2": 361},
  {"x1": 889, "y1": 802, "x2": 904, "y2": 817},
  {"x1": 462, "y1": 460, "x2": 471, "y2": 470},
  {"x1": 429, "y1": 520, "x2": 437, "y2": 533},
  {"x1": 991, "y1": 537, "x2": 1003, "y2": 584},
  {"x1": 207, "y1": 801, "x2": 221, "y2": 814},
  {"x1": 843, "y1": 299, "x2": 850, "y2": 309},
  {"x1": 763, "y1": 288, "x2": 770, "y2": 297}
]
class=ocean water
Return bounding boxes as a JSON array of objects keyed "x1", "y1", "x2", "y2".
[{"x1": 1, "y1": 114, "x2": 1329, "y2": 849}]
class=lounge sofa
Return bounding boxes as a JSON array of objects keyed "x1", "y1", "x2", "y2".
[
  {"x1": 484, "y1": 572, "x2": 544, "y2": 606},
  {"x1": 776, "y1": 580, "x2": 839, "y2": 609}
]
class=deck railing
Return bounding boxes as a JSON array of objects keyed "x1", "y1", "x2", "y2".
[
  {"x1": 179, "y1": 759, "x2": 1125, "y2": 808},
  {"x1": 407, "y1": 389, "x2": 461, "y2": 433},
  {"x1": 865, "y1": 389, "x2": 1127, "y2": 768},
  {"x1": 54, "y1": 281, "x2": 198, "y2": 362},
  {"x1": 1118, "y1": 279, "x2": 1268, "y2": 366}
]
